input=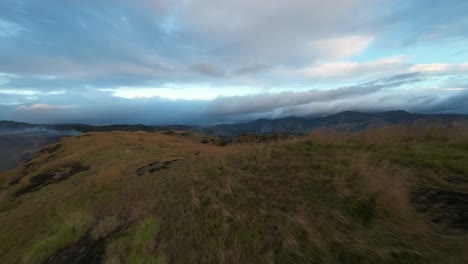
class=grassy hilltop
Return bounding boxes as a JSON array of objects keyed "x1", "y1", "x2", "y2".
[{"x1": 0, "y1": 126, "x2": 468, "y2": 263}]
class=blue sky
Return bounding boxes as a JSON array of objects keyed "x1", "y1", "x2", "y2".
[{"x1": 0, "y1": 0, "x2": 468, "y2": 124}]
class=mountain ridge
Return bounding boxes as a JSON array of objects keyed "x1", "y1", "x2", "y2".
[
  {"x1": 2, "y1": 110, "x2": 468, "y2": 136},
  {"x1": 212, "y1": 110, "x2": 468, "y2": 135},
  {"x1": 2, "y1": 110, "x2": 468, "y2": 172}
]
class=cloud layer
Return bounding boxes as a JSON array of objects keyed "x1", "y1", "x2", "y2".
[{"x1": 0, "y1": 0, "x2": 467, "y2": 124}]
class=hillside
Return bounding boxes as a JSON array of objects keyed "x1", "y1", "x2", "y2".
[
  {"x1": 1, "y1": 126, "x2": 468, "y2": 263},
  {"x1": 2, "y1": 111, "x2": 468, "y2": 173},
  {"x1": 3, "y1": 111, "x2": 468, "y2": 138}
]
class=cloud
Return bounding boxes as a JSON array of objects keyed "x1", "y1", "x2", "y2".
[
  {"x1": 302, "y1": 55, "x2": 408, "y2": 80},
  {"x1": 378, "y1": 0, "x2": 468, "y2": 45},
  {"x1": 409, "y1": 63, "x2": 468, "y2": 75},
  {"x1": 0, "y1": 0, "x2": 380, "y2": 84},
  {"x1": 307, "y1": 35, "x2": 373, "y2": 60},
  {"x1": 0, "y1": 77, "x2": 467, "y2": 125},
  {"x1": 190, "y1": 63, "x2": 225, "y2": 77},
  {"x1": 210, "y1": 87, "x2": 467, "y2": 121},
  {"x1": 206, "y1": 73, "x2": 428, "y2": 117},
  {"x1": 2, "y1": 89, "x2": 208, "y2": 125},
  {"x1": 450, "y1": 49, "x2": 468, "y2": 57},
  {"x1": 301, "y1": 58, "x2": 468, "y2": 83},
  {"x1": 383, "y1": 72, "x2": 422, "y2": 82},
  {"x1": 234, "y1": 64, "x2": 271, "y2": 76},
  {"x1": 0, "y1": 0, "x2": 466, "y2": 90},
  {"x1": 180, "y1": 0, "x2": 378, "y2": 65},
  {"x1": 16, "y1": 104, "x2": 76, "y2": 112},
  {"x1": 0, "y1": 0, "x2": 468, "y2": 124},
  {"x1": 0, "y1": 19, "x2": 25, "y2": 38},
  {"x1": 435, "y1": 88, "x2": 466, "y2": 91}
]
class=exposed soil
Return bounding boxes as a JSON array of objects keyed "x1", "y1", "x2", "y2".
[
  {"x1": 411, "y1": 187, "x2": 468, "y2": 234},
  {"x1": 40, "y1": 223, "x2": 128, "y2": 264},
  {"x1": 13, "y1": 164, "x2": 90, "y2": 197},
  {"x1": 40, "y1": 234, "x2": 107, "y2": 264},
  {"x1": 136, "y1": 159, "x2": 180, "y2": 176},
  {"x1": 445, "y1": 175, "x2": 468, "y2": 184}
]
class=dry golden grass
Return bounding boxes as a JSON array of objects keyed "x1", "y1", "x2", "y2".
[
  {"x1": 0, "y1": 128, "x2": 467, "y2": 263},
  {"x1": 310, "y1": 123, "x2": 468, "y2": 144}
]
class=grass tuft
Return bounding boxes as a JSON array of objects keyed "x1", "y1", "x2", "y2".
[
  {"x1": 22, "y1": 210, "x2": 94, "y2": 264},
  {"x1": 91, "y1": 216, "x2": 122, "y2": 240},
  {"x1": 104, "y1": 217, "x2": 163, "y2": 264}
]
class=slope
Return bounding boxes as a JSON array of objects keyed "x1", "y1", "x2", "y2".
[{"x1": 0, "y1": 127, "x2": 468, "y2": 263}]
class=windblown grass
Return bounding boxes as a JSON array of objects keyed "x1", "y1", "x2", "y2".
[
  {"x1": 22, "y1": 210, "x2": 94, "y2": 264},
  {"x1": 0, "y1": 127, "x2": 467, "y2": 263}
]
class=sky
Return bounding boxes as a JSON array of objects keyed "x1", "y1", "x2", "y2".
[{"x1": 0, "y1": 0, "x2": 468, "y2": 125}]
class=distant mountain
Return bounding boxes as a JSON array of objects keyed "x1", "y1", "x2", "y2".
[
  {"x1": 0, "y1": 111, "x2": 468, "y2": 172},
  {"x1": 0, "y1": 120, "x2": 37, "y2": 134},
  {"x1": 0, "y1": 121, "x2": 212, "y2": 135},
  {"x1": 212, "y1": 110, "x2": 468, "y2": 135},
  {"x1": 2, "y1": 111, "x2": 468, "y2": 138}
]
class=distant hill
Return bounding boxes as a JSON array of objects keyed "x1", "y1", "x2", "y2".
[
  {"x1": 2, "y1": 110, "x2": 468, "y2": 137},
  {"x1": 1, "y1": 110, "x2": 468, "y2": 172},
  {"x1": 0, "y1": 123, "x2": 211, "y2": 172}
]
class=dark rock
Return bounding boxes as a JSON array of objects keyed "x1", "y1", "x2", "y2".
[
  {"x1": 136, "y1": 159, "x2": 180, "y2": 176},
  {"x1": 411, "y1": 187, "x2": 468, "y2": 234},
  {"x1": 41, "y1": 235, "x2": 106, "y2": 264},
  {"x1": 13, "y1": 164, "x2": 90, "y2": 197}
]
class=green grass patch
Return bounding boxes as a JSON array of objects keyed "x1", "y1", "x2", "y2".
[
  {"x1": 104, "y1": 217, "x2": 163, "y2": 264},
  {"x1": 22, "y1": 210, "x2": 94, "y2": 264}
]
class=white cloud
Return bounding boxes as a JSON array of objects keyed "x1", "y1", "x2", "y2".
[
  {"x1": 0, "y1": 19, "x2": 25, "y2": 38},
  {"x1": 433, "y1": 87, "x2": 466, "y2": 91},
  {"x1": 301, "y1": 55, "x2": 408, "y2": 80},
  {"x1": 16, "y1": 104, "x2": 76, "y2": 112},
  {"x1": 180, "y1": 0, "x2": 376, "y2": 63},
  {"x1": 308, "y1": 35, "x2": 373, "y2": 60},
  {"x1": 301, "y1": 57, "x2": 468, "y2": 82},
  {"x1": 409, "y1": 63, "x2": 468, "y2": 75}
]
